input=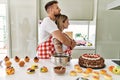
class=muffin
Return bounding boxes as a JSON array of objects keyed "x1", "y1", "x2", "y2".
[
  {"x1": 5, "y1": 61, "x2": 12, "y2": 67},
  {"x1": 14, "y1": 56, "x2": 20, "y2": 62},
  {"x1": 74, "y1": 64, "x2": 80, "y2": 69},
  {"x1": 33, "y1": 57, "x2": 39, "y2": 63},
  {"x1": 19, "y1": 61, "x2": 25, "y2": 67},
  {"x1": 4, "y1": 56, "x2": 9, "y2": 62},
  {"x1": 24, "y1": 56, "x2": 30, "y2": 62}
]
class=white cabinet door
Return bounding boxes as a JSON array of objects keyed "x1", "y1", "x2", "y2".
[{"x1": 40, "y1": 0, "x2": 94, "y2": 20}]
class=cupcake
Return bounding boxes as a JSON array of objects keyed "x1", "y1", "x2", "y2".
[
  {"x1": 14, "y1": 56, "x2": 20, "y2": 62},
  {"x1": 27, "y1": 68, "x2": 35, "y2": 74},
  {"x1": 33, "y1": 57, "x2": 39, "y2": 63},
  {"x1": 4, "y1": 56, "x2": 9, "y2": 62},
  {"x1": 24, "y1": 56, "x2": 30, "y2": 62},
  {"x1": 19, "y1": 60, "x2": 25, "y2": 67}
]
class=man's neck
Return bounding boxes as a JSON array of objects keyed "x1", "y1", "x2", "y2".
[{"x1": 48, "y1": 14, "x2": 55, "y2": 21}]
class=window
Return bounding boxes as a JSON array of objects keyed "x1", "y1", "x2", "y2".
[
  {"x1": 0, "y1": 3, "x2": 8, "y2": 58},
  {"x1": 64, "y1": 21, "x2": 96, "y2": 49}
]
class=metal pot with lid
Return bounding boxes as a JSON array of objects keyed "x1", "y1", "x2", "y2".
[{"x1": 51, "y1": 53, "x2": 71, "y2": 66}]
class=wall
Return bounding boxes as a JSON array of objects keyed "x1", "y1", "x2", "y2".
[
  {"x1": 9, "y1": 0, "x2": 38, "y2": 58},
  {"x1": 96, "y1": 0, "x2": 120, "y2": 59}
]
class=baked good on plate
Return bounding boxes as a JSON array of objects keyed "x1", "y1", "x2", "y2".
[{"x1": 79, "y1": 53, "x2": 105, "y2": 68}]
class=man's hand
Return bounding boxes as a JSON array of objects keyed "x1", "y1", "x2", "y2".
[{"x1": 70, "y1": 40, "x2": 76, "y2": 50}]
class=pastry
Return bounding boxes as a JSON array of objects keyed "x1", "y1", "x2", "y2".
[
  {"x1": 104, "y1": 74, "x2": 112, "y2": 80},
  {"x1": 99, "y1": 69, "x2": 107, "y2": 75},
  {"x1": 92, "y1": 76, "x2": 99, "y2": 80},
  {"x1": 92, "y1": 71, "x2": 99, "y2": 77},
  {"x1": 5, "y1": 61, "x2": 12, "y2": 67},
  {"x1": 108, "y1": 66, "x2": 114, "y2": 72},
  {"x1": 19, "y1": 61, "x2": 25, "y2": 67},
  {"x1": 27, "y1": 68, "x2": 35, "y2": 74},
  {"x1": 31, "y1": 64, "x2": 38, "y2": 69},
  {"x1": 24, "y1": 56, "x2": 30, "y2": 62},
  {"x1": 4, "y1": 56, "x2": 9, "y2": 62},
  {"x1": 6, "y1": 66, "x2": 15, "y2": 75},
  {"x1": 33, "y1": 57, "x2": 39, "y2": 63},
  {"x1": 14, "y1": 56, "x2": 20, "y2": 62},
  {"x1": 74, "y1": 64, "x2": 80, "y2": 69},
  {"x1": 85, "y1": 68, "x2": 93, "y2": 73},
  {"x1": 82, "y1": 71, "x2": 89, "y2": 77},
  {"x1": 75, "y1": 67, "x2": 83, "y2": 73},
  {"x1": 40, "y1": 66, "x2": 48, "y2": 73},
  {"x1": 70, "y1": 70, "x2": 77, "y2": 76}
]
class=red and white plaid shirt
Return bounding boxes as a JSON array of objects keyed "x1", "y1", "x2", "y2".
[{"x1": 37, "y1": 36, "x2": 72, "y2": 59}]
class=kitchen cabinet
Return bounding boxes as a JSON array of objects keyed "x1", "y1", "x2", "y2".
[
  {"x1": 40, "y1": 0, "x2": 94, "y2": 20},
  {"x1": 107, "y1": 0, "x2": 120, "y2": 10}
]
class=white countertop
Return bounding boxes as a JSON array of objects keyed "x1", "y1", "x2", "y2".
[{"x1": 0, "y1": 59, "x2": 120, "y2": 80}]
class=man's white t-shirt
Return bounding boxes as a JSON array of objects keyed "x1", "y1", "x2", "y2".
[{"x1": 39, "y1": 17, "x2": 59, "y2": 44}]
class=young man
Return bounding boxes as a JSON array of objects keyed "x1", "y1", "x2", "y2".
[{"x1": 37, "y1": 1, "x2": 76, "y2": 59}]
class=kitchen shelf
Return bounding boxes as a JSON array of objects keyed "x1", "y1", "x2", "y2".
[{"x1": 107, "y1": 0, "x2": 120, "y2": 10}]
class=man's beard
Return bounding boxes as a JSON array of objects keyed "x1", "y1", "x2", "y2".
[{"x1": 54, "y1": 13, "x2": 61, "y2": 18}]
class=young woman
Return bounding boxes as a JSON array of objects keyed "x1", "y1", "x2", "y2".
[{"x1": 53, "y1": 14, "x2": 76, "y2": 56}]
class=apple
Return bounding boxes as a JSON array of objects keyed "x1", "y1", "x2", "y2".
[{"x1": 112, "y1": 66, "x2": 120, "y2": 75}]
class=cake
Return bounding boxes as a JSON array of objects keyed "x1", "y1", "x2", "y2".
[{"x1": 79, "y1": 53, "x2": 105, "y2": 68}]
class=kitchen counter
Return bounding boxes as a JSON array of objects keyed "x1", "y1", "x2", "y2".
[{"x1": 0, "y1": 59, "x2": 120, "y2": 80}]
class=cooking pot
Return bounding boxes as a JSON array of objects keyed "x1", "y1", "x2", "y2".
[{"x1": 51, "y1": 53, "x2": 71, "y2": 66}]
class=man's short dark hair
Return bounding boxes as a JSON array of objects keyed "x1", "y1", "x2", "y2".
[{"x1": 45, "y1": 0, "x2": 58, "y2": 11}]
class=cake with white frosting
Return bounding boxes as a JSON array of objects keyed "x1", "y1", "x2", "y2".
[{"x1": 79, "y1": 53, "x2": 105, "y2": 68}]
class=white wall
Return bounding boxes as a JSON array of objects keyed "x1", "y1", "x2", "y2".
[
  {"x1": 9, "y1": 0, "x2": 38, "y2": 58},
  {"x1": 96, "y1": 0, "x2": 120, "y2": 59}
]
